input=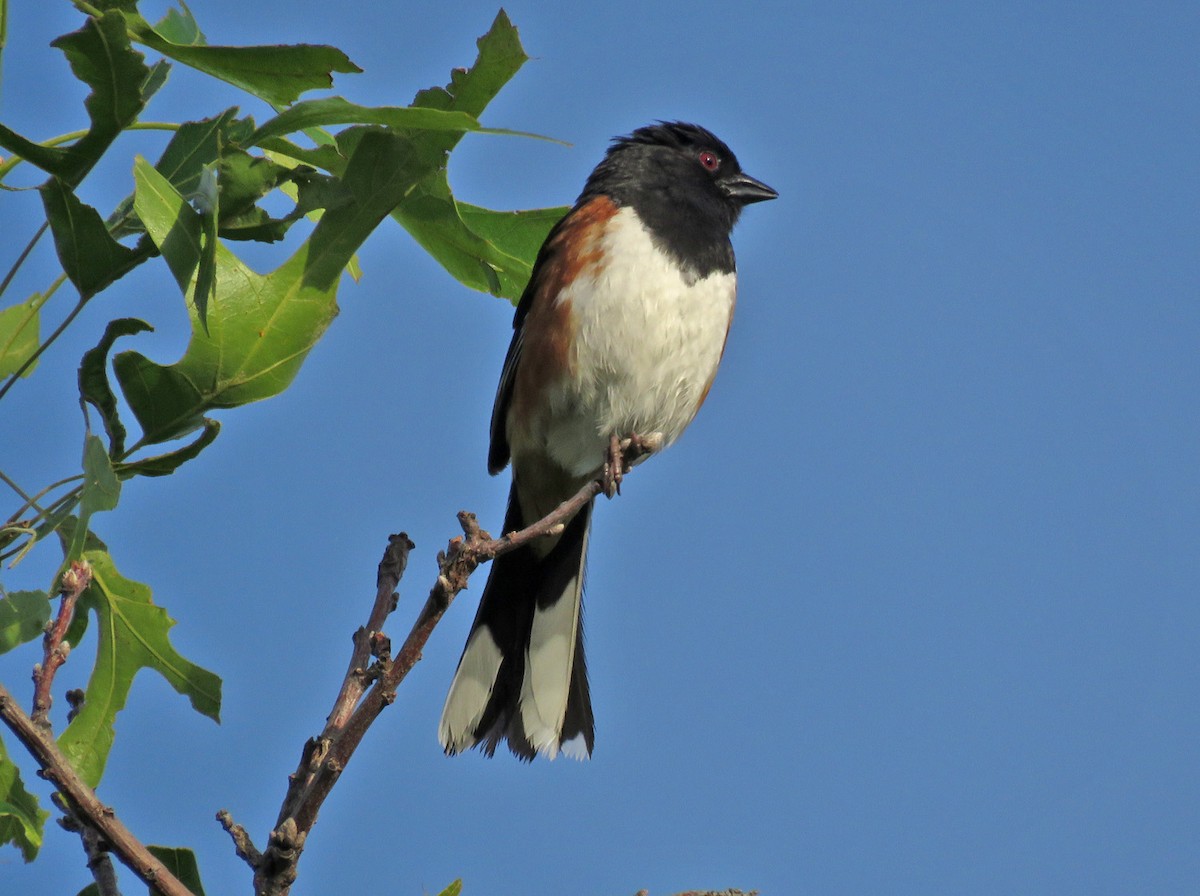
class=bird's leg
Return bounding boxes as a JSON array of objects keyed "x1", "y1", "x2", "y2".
[
  {"x1": 601, "y1": 432, "x2": 665, "y2": 498},
  {"x1": 620, "y1": 431, "x2": 664, "y2": 467},
  {"x1": 602, "y1": 433, "x2": 624, "y2": 498}
]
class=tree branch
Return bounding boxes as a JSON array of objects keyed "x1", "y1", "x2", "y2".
[
  {"x1": 244, "y1": 439, "x2": 656, "y2": 896},
  {"x1": 61, "y1": 814, "x2": 122, "y2": 896},
  {"x1": 31, "y1": 559, "x2": 91, "y2": 731},
  {"x1": 0, "y1": 682, "x2": 196, "y2": 896}
]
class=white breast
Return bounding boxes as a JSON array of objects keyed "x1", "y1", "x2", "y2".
[{"x1": 542, "y1": 206, "x2": 736, "y2": 478}]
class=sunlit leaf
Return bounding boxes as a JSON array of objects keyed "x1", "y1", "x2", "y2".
[
  {"x1": 115, "y1": 130, "x2": 440, "y2": 444},
  {"x1": 133, "y1": 155, "x2": 203, "y2": 300},
  {"x1": 148, "y1": 845, "x2": 208, "y2": 896},
  {"x1": 0, "y1": 737, "x2": 48, "y2": 862},
  {"x1": 121, "y1": 8, "x2": 360, "y2": 107},
  {"x1": 0, "y1": 292, "x2": 45, "y2": 379},
  {"x1": 0, "y1": 590, "x2": 50, "y2": 654},
  {"x1": 110, "y1": 108, "x2": 253, "y2": 238},
  {"x1": 249, "y1": 96, "x2": 497, "y2": 146},
  {"x1": 152, "y1": 2, "x2": 204, "y2": 47},
  {"x1": 390, "y1": 10, "x2": 553, "y2": 301},
  {"x1": 57, "y1": 549, "x2": 222, "y2": 788}
]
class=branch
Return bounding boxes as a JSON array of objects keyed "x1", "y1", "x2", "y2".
[
  {"x1": 31, "y1": 559, "x2": 92, "y2": 730},
  {"x1": 61, "y1": 814, "x2": 122, "y2": 896},
  {"x1": 0, "y1": 682, "x2": 197, "y2": 896},
  {"x1": 240, "y1": 439, "x2": 656, "y2": 896}
]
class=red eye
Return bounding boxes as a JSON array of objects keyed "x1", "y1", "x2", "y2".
[{"x1": 698, "y1": 150, "x2": 720, "y2": 171}]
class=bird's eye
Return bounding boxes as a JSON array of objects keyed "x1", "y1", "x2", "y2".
[{"x1": 698, "y1": 150, "x2": 720, "y2": 172}]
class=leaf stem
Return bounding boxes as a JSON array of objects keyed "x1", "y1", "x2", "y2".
[
  {"x1": 0, "y1": 222, "x2": 49, "y2": 299},
  {"x1": 0, "y1": 122, "x2": 180, "y2": 185}
]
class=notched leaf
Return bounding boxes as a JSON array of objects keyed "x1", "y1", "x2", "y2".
[
  {"x1": 41, "y1": 179, "x2": 143, "y2": 300},
  {"x1": 0, "y1": 591, "x2": 52, "y2": 655},
  {"x1": 147, "y1": 845, "x2": 208, "y2": 896},
  {"x1": 57, "y1": 549, "x2": 222, "y2": 788},
  {"x1": 0, "y1": 738, "x2": 49, "y2": 862},
  {"x1": 78, "y1": 317, "x2": 155, "y2": 457}
]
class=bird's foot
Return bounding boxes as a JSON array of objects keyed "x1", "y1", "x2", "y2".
[
  {"x1": 601, "y1": 432, "x2": 665, "y2": 498},
  {"x1": 602, "y1": 433, "x2": 624, "y2": 498}
]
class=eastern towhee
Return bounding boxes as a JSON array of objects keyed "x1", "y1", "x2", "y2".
[{"x1": 439, "y1": 121, "x2": 777, "y2": 760}]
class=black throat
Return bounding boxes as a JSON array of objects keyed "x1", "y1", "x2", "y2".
[{"x1": 579, "y1": 154, "x2": 739, "y2": 282}]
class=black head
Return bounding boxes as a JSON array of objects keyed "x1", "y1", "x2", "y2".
[{"x1": 580, "y1": 121, "x2": 777, "y2": 277}]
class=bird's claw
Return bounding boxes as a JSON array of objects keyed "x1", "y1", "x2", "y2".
[{"x1": 601, "y1": 432, "x2": 664, "y2": 498}]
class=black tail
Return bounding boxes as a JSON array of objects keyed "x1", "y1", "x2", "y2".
[{"x1": 439, "y1": 484, "x2": 595, "y2": 760}]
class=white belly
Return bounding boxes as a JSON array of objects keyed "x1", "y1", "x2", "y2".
[{"x1": 542, "y1": 207, "x2": 736, "y2": 478}]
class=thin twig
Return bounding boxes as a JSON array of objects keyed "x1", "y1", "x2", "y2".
[
  {"x1": 31, "y1": 559, "x2": 92, "y2": 731},
  {"x1": 0, "y1": 682, "x2": 196, "y2": 896},
  {"x1": 80, "y1": 825, "x2": 122, "y2": 896},
  {"x1": 217, "y1": 809, "x2": 263, "y2": 869},
  {"x1": 250, "y1": 440, "x2": 654, "y2": 896},
  {"x1": 0, "y1": 222, "x2": 48, "y2": 299},
  {"x1": 0, "y1": 273, "x2": 70, "y2": 403}
]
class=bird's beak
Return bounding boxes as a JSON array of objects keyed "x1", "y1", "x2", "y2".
[{"x1": 721, "y1": 172, "x2": 778, "y2": 204}]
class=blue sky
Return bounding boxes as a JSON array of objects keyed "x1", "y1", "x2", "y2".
[{"x1": 2, "y1": 2, "x2": 1198, "y2": 894}]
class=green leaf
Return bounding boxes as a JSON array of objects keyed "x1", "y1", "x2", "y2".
[
  {"x1": 65, "y1": 435, "x2": 122, "y2": 563},
  {"x1": 215, "y1": 150, "x2": 288, "y2": 218},
  {"x1": 78, "y1": 317, "x2": 154, "y2": 457},
  {"x1": 141, "y1": 58, "x2": 173, "y2": 104},
  {"x1": 115, "y1": 419, "x2": 220, "y2": 479},
  {"x1": 436, "y1": 880, "x2": 463, "y2": 896},
  {"x1": 256, "y1": 135, "x2": 346, "y2": 175},
  {"x1": 249, "y1": 97, "x2": 497, "y2": 146},
  {"x1": 49, "y1": 12, "x2": 149, "y2": 183},
  {"x1": 115, "y1": 130, "x2": 441, "y2": 444},
  {"x1": 148, "y1": 845, "x2": 207, "y2": 896},
  {"x1": 41, "y1": 179, "x2": 143, "y2": 300},
  {"x1": 133, "y1": 155, "x2": 204, "y2": 301},
  {"x1": 412, "y1": 10, "x2": 529, "y2": 129},
  {"x1": 194, "y1": 165, "x2": 219, "y2": 329},
  {"x1": 110, "y1": 108, "x2": 252, "y2": 238},
  {"x1": 391, "y1": 180, "x2": 559, "y2": 300},
  {"x1": 0, "y1": 0, "x2": 8, "y2": 85},
  {"x1": 0, "y1": 590, "x2": 50, "y2": 654},
  {"x1": 80, "y1": 435, "x2": 121, "y2": 518},
  {"x1": 457, "y1": 204, "x2": 566, "y2": 268},
  {"x1": 0, "y1": 292, "x2": 46, "y2": 379},
  {"x1": 58, "y1": 549, "x2": 222, "y2": 788},
  {"x1": 0, "y1": 11, "x2": 147, "y2": 179},
  {"x1": 152, "y1": 2, "x2": 204, "y2": 47},
  {"x1": 121, "y1": 9, "x2": 360, "y2": 107},
  {"x1": 0, "y1": 736, "x2": 48, "y2": 862},
  {"x1": 389, "y1": 10, "x2": 551, "y2": 301}
]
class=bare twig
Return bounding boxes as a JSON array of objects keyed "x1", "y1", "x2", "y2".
[
  {"x1": 0, "y1": 682, "x2": 196, "y2": 896},
  {"x1": 250, "y1": 441, "x2": 655, "y2": 896},
  {"x1": 81, "y1": 826, "x2": 122, "y2": 896},
  {"x1": 31, "y1": 559, "x2": 92, "y2": 731},
  {"x1": 217, "y1": 808, "x2": 263, "y2": 869}
]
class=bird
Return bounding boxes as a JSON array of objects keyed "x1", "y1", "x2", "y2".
[{"x1": 438, "y1": 121, "x2": 777, "y2": 760}]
